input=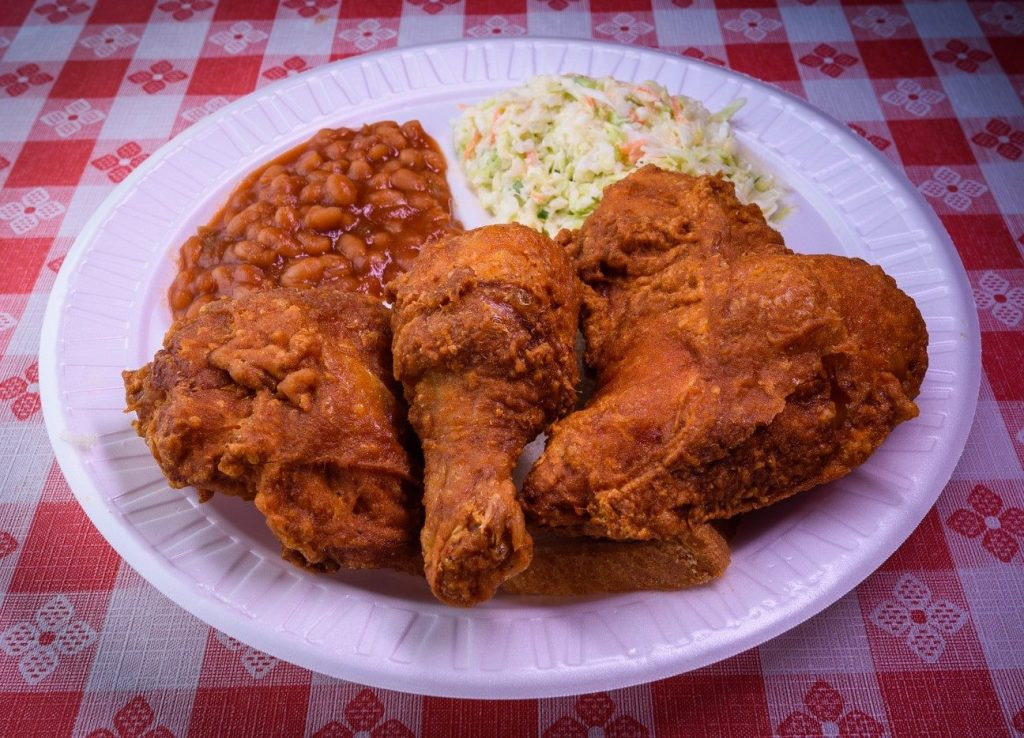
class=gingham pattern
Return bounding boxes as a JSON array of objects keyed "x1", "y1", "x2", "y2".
[{"x1": 1, "y1": 1, "x2": 1022, "y2": 736}]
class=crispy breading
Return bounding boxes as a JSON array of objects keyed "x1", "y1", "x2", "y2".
[
  {"x1": 523, "y1": 166, "x2": 928, "y2": 540},
  {"x1": 123, "y1": 288, "x2": 421, "y2": 573},
  {"x1": 502, "y1": 524, "x2": 730, "y2": 596},
  {"x1": 390, "y1": 224, "x2": 581, "y2": 606}
]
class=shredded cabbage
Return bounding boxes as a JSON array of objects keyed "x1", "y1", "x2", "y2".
[{"x1": 453, "y1": 74, "x2": 787, "y2": 235}]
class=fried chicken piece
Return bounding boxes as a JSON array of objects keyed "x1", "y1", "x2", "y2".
[
  {"x1": 502, "y1": 524, "x2": 729, "y2": 596},
  {"x1": 123, "y1": 288, "x2": 421, "y2": 573},
  {"x1": 390, "y1": 224, "x2": 580, "y2": 606},
  {"x1": 523, "y1": 166, "x2": 928, "y2": 540}
]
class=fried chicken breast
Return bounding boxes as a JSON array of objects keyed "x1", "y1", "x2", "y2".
[
  {"x1": 123, "y1": 288, "x2": 421, "y2": 573},
  {"x1": 523, "y1": 166, "x2": 928, "y2": 541}
]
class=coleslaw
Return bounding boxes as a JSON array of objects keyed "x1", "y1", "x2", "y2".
[{"x1": 453, "y1": 74, "x2": 787, "y2": 235}]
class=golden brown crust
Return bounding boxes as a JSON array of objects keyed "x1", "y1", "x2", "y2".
[
  {"x1": 523, "y1": 166, "x2": 928, "y2": 541},
  {"x1": 502, "y1": 524, "x2": 730, "y2": 596},
  {"x1": 390, "y1": 223, "x2": 581, "y2": 606},
  {"x1": 123, "y1": 287, "x2": 421, "y2": 572}
]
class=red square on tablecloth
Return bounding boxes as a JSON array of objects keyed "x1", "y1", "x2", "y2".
[
  {"x1": 857, "y1": 39, "x2": 935, "y2": 78},
  {"x1": 188, "y1": 686, "x2": 310, "y2": 738},
  {"x1": 888, "y1": 118, "x2": 975, "y2": 166},
  {"x1": 590, "y1": 0, "x2": 651, "y2": 10},
  {"x1": 50, "y1": 59, "x2": 131, "y2": 99},
  {"x1": 983, "y1": 331, "x2": 1024, "y2": 402},
  {"x1": 652, "y1": 672, "x2": 771, "y2": 737},
  {"x1": 987, "y1": 36, "x2": 1024, "y2": 76},
  {"x1": 0, "y1": 0, "x2": 35, "y2": 26},
  {"x1": 214, "y1": 0, "x2": 280, "y2": 21},
  {"x1": 6, "y1": 139, "x2": 95, "y2": 188},
  {"x1": 422, "y1": 697, "x2": 538, "y2": 737},
  {"x1": 879, "y1": 507, "x2": 955, "y2": 572},
  {"x1": 715, "y1": 0, "x2": 777, "y2": 8},
  {"x1": 465, "y1": 0, "x2": 526, "y2": 12},
  {"x1": 188, "y1": 55, "x2": 262, "y2": 95},
  {"x1": 196, "y1": 628, "x2": 312, "y2": 688},
  {"x1": 89, "y1": 0, "x2": 156, "y2": 24},
  {"x1": 941, "y1": 214, "x2": 1023, "y2": 270},
  {"x1": 338, "y1": 0, "x2": 403, "y2": 16},
  {"x1": 0, "y1": 238, "x2": 53, "y2": 294},
  {"x1": 876, "y1": 670, "x2": 1008, "y2": 738},
  {"x1": 726, "y1": 42, "x2": 799, "y2": 82},
  {"x1": 8, "y1": 501, "x2": 120, "y2": 593},
  {"x1": 0, "y1": 692, "x2": 83, "y2": 738}
]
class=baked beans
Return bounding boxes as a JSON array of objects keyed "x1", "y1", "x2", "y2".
[{"x1": 169, "y1": 120, "x2": 460, "y2": 320}]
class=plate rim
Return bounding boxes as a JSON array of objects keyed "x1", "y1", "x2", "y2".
[{"x1": 39, "y1": 36, "x2": 981, "y2": 699}]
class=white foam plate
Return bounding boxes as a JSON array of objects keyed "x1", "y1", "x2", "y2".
[{"x1": 40, "y1": 39, "x2": 979, "y2": 699}]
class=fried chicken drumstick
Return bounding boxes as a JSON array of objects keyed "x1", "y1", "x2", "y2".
[
  {"x1": 390, "y1": 224, "x2": 580, "y2": 606},
  {"x1": 523, "y1": 167, "x2": 928, "y2": 541},
  {"x1": 123, "y1": 288, "x2": 421, "y2": 573}
]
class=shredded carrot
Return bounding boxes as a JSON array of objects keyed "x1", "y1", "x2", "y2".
[
  {"x1": 620, "y1": 140, "x2": 645, "y2": 164},
  {"x1": 488, "y1": 108, "x2": 501, "y2": 145},
  {"x1": 582, "y1": 95, "x2": 595, "y2": 109},
  {"x1": 669, "y1": 96, "x2": 682, "y2": 121},
  {"x1": 464, "y1": 129, "x2": 482, "y2": 158}
]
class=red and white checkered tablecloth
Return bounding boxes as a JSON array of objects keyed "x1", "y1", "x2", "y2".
[{"x1": 1, "y1": 0, "x2": 1022, "y2": 735}]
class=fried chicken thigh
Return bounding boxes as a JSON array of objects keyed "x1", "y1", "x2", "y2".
[
  {"x1": 390, "y1": 224, "x2": 580, "y2": 606},
  {"x1": 123, "y1": 288, "x2": 421, "y2": 573},
  {"x1": 523, "y1": 166, "x2": 928, "y2": 540}
]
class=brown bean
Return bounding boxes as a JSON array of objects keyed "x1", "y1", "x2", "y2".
[
  {"x1": 367, "y1": 172, "x2": 391, "y2": 191},
  {"x1": 233, "y1": 240, "x2": 277, "y2": 268},
  {"x1": 390, "y1": 168, "x2": 425, "y2": 192},
  {"x1": 169, "y1": 272, "x2": 195, "y2": 311},
  {"x1": 422, "y1": 150, "x2": 444, "y2": 172},
  {"x1": 256, "y1": 226, "x2": 284, "y2": 248},
  {"x1": 320, "y1": 254, "x2": 352, "y2": 278},
  {"x1": 401, "y1": 121, "x2": 425, "y2": 142},
  {"x1": 304, "y1": 205, "x2": 345, "y2": 231},
  {"x1": 185, "y1": 294, "x2": 215, "y2": 320},
  {"x1": 226, "y1": 206, "x2": 260, "y2": 237},
  {"x1": 274, "y1": 205, "x2": 298, "y2": 230},
  {"x1": 366, "y1": 189, "x2": 406, "y2": 208},
  {"x1": 271, "y1": 172, "x2": 298, "y2": 195},
  {"x1": 299, "y1": 182, "x2": 323, "y2": 204},
  {"x1": 195, "y1": 270, "x2": 216, "y2": 294},
  {"x1": 347, "y1": 159, "x2": 372, "y2": 180},
  {"x1": 325, "y1": 174, "x2": 356, "y2": 206},
  {"x1": 296, "y1": 149, "x2": 323, "y2": 174},
  {"x1": 398, "y1": 148, "x2": 422, "y2": 169},
  {"x1": 407, "y1": 192, "x2": 436, "y2": 211},
  {"x1": 296, "y1": 230, "x2": 332, "y2": 255},
  {"x1": 378, "y1": 129, "x2": 407, "y2": 150},
  {"x1": 259, "y1": 164, "x2": 286, "y2": 185},
  {"x1": 367, "y1": 143, "x2": 390, "y2": 162},
  {"x1": 280, "y1": 257, "x2": 325, "y2": 287},
  {"x1": 324, "y1": 141, "x2": 348, "y2": 161},
  {"x1": 179, "y1": 236, "x2": 202, "y2": 268},
  {"x1": 338, "y1": 233, "x2": 367, "y2": 266}
]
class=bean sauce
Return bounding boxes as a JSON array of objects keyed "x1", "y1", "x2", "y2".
[{"x1": 168, "y1": 120, "x2": 460, "y2": 320}]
